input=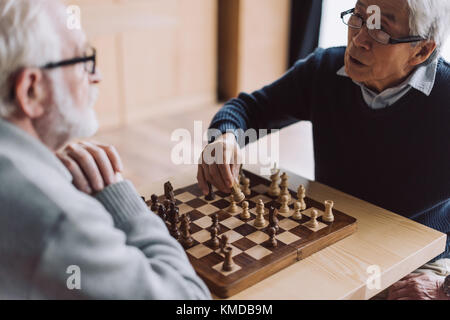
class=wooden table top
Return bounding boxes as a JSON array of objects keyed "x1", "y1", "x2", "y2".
[{"x1": 138, "y1": 164, "x2": 446, "y2": 300}]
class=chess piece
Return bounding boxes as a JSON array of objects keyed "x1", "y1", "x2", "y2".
[
  {"x1": 323, "y1": 200, "x2": 335, "y2": 222},
  {"x1": 242, "y1": 177, "x2": 251, "y2": 196},
  {"x1": 163, "y1": 199, "x2": 171, "y2": 212},
  {"x1": 222, "y1": 247, "x2": 234, "y2": 272},
  {"x1": 169, "y1": 210, "x2": 180, "y2": 240},
  {"x1": 254, "y1": 199, "x2": 266, "y2": 228},
  {"x1": 268, "y1": 207, "x2": 279, "y2": 233},
  {"x1": 180, "y1": 215, "x2": 194, "y2": 248},
  {"x1": 157, "y1": 204, "x2": 167, "y2": 221},
  {"x1": 277, "y1": 172, "x2": 291, "y2": 203},
  {"x1": 209, "y1": 227, "x2": 220, "y2": 249},
  {"x1": 231, "y1": 182, "x2": 245, "y2": 203},
  {"x1": 169, "y1": 202, "x2": 179, "y2": 225},
  {"x1": 306, "y1": 209, "x2": 319, "y2": 229},
  {"x1": 240, "y1": 201, "x2": 251, "y2": 220},
  {"x1": 209, "y1": 212, "x2": 220, "y2": 233},
  {"x1": 268, "y1": 167, "x2": 281, "y2": 197},
  {"x1": 297, "y1": 185, "x2": 307, "y2": 210},
  {"x1": 279, "y1": 195, "x2": 290, "y2": 213},
  {"x1": 267, "y1": 227, "x2": 277, "y2": 248},
  {"x1": 205, "y1": 182, "x2": 216, "y2": 201},
  {"x1": 227, "y1": 199, "x2": 240, "y2": 214},
  {"x1": 292, "y1": 201, "x2": 302, "y2": 220},
  {"x1": 219, "y1": 234, "x2": 229, "y2": 254},
  {"x1": 150, "y1": 194, "x2": 159, "y2": 212},
  {"x1": 164, "y1": 181, "x2": 175, "y2": 202}
]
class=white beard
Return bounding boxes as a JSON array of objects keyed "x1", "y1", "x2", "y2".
[{"x1": 35, "y1": 70, "x2": 99, "y2": 149}]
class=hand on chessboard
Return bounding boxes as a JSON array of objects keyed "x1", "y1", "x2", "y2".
[
  {"x1": 197, "y1": 132, "x2": 242, "y2": 194},
  {"x1": 56, "y1": 141, "x2": 124, "y2": 195}
]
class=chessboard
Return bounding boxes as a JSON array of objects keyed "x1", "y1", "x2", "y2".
[{"x1": 148, "y1": 170, "x2": 357, "y2": 298}]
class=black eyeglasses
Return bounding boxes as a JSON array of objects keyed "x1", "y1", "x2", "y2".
[
  {"x1": 41, "y1": 46, "x2": 96, "y2": 74},
  {"x1": 341, "y1": 8, "x2": 425, "y2": 45}
]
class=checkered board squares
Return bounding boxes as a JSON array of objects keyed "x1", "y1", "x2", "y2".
[{"x1": 155, "y1": 170, "x2": 357, "y2": 298}]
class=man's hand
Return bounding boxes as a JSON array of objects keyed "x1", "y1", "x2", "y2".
[
  {"x1": 387, "y1": 272, "x2": 449, "y2": 300},
  {"x1": 56, "y1": 141, "x2": 124, "y2": 195},
  {"x1": 197, "y1": 132, "x2": 242, "y2": 195}
]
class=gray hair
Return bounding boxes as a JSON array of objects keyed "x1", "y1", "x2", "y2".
[
  {"x1": 0, "y1": 0, "x2": 62, "y2": 118},
  {"x1": 407, "y1": 0, "x2": 450, "y2": 59}
]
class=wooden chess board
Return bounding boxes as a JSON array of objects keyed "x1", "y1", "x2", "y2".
[{"x1": 154, "y1": 170, "x2": 357, "y2": 298}]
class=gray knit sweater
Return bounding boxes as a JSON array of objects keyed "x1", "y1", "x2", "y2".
[{"x1": 0, "y1": 119, "x2": 211, "y2": 300}]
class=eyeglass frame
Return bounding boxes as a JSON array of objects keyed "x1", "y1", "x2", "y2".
[
  {"x1": 40, "y1": 46, "x2": 97, "y2": 74},
  {"x1": 340, "y1": 8, "x2": 425, "y2": 45}
]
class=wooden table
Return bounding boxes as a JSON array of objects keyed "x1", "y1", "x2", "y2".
[{"x1": 138, "y1": 164, "x2": 446, "y2": 300}]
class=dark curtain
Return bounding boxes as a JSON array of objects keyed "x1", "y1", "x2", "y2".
[{"x1": 289, "y1": 0, "x2": 323, "y2": 67}]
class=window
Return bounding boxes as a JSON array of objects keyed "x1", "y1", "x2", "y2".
[{"x1": 319, "y1": 0, "x2": 450, "y2": 61}]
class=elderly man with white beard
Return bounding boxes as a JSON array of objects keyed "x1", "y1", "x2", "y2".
[{"x1": 0, "y1": 0, "x2": 210, "y2": 299}]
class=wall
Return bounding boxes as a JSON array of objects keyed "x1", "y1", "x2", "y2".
[{"x1": 66, "y1": 0, "x2": 218, "y2": 131}]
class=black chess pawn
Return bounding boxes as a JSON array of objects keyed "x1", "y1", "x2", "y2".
[
  {"x1": 268, "y1": 227, "x2": 277, "y2": 248},
  {"x1": 209, "y1": 227, "x2": 220, "y2": 249},
  {"x1": 209, "y1": 212, "x2": 220, "y2": 233},
  {"x1": 150, "y1": 194, "x2": 159, "y2": 212},
  {"x1": 180, "y1": 215, "x2": 194, "y2": 248},
  {"x1": 219, "y1": 234, "x2": 229, "y2": 254}
]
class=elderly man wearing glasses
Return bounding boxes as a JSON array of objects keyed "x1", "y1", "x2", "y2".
[
  {"x1": 0, "y1": 0, "x2": 211, "y2": 299},
  {"x1": 198, "y1": 0, "x2": 450, "y2": 300}
]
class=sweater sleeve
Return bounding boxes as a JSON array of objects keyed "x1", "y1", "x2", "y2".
[
  {"x1": 30, "y1": 181, "x2": 211, "y2": 300},
  {"x1": 209, "y1": 48, "x2": 323, "y2": 144}
]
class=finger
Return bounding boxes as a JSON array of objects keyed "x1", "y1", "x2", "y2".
[
  {"x1": 57, "y1": 153, "x2": 92, "y2": 194},
  {"x1": 80, "y1": 142, "x2": 116, "y2": 185},
  {"x1": 95, "y1": 143, "x2": 124, "y2": 172},
  {"x1": 202, "y1": 163, "x2": 214, "y2": 185},
  {"x1": 197, "y1": 164, "x2": 209, "y2": 195},
  {"x1": 209, "y1": 164, "x2": 228, "y2": 193},
  {"x1": 218, "y1": 161, "x2": 234, "y2": 189},
  {"x1": 66, "y1": 144, "x2": 104, "y2": 192}
]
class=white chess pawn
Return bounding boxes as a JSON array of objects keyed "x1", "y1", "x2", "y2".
[
  {"x1": 227, "y1": 199, "x2": 239, "y2": 214},
  {"x1": 279, "y1": 195, "x2": 290, "y2": 213},
  {"x1": 292, "y1": 201, "x2": 302, "y2": 220},
  {"x1": 254, "y1": 199, "x2": 266, "y2": 228},
  {"x1": 242, "y1": 178, "x2": 251, "y2": 196},
  {"x1": 240, "y1": 201, "x2": 251, "y2": 220},
  {"x1": 306, "y1": 209, "x2": 319, "y2": 228},
  {"x1": 323, "y1": 200, "x2": 334, "y2": 222}
]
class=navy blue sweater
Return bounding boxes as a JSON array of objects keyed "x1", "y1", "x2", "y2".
[{"x1": 210, "y1": 47, "x2": 450, "y2": 260}]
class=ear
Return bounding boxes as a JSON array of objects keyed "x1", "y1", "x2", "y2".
[
  {"x1": 14, "y1": 68, "x2": 48, "y2": 118},
  {"x1": 409, "y1": 40, "x2": 437, "y2": 67}
]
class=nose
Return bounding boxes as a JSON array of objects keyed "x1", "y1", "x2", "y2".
[
  {"x1": 352, "y1": 26, "x2": 372, "y2": 51},
  {"x1": 89, "y1": 68, "x2": 102, "y2": 84}
]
